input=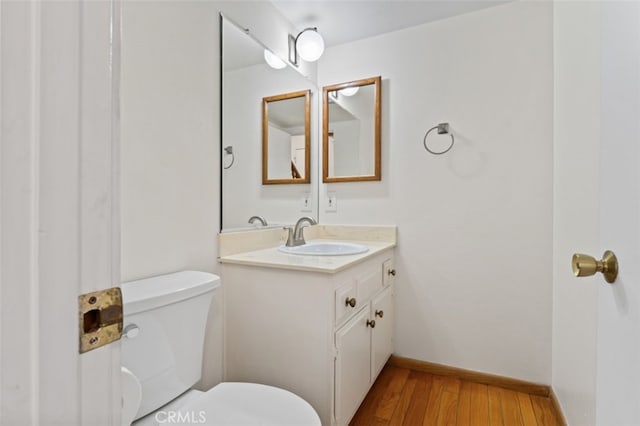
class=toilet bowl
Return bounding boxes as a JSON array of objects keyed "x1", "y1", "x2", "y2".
[
  {"x1": 121, "y1": 367, "x2": 142, "y2": 426},
  {"x1": 127, "y1": 383, "x2": 320, "y2": 426},
  {"x1": 120, "y1": 271, "x2": 320, "y2": 426}
]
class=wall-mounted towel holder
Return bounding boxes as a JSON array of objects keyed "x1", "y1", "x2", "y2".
[
  {"x1": 223, "y1": 146, "x2": 235, "y2": 169},
  {"x1": 423, "y1": 123, "x2": 454, "y2": 155}
]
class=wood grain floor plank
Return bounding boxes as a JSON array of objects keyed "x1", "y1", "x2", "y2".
[
  {"x1": 350, "y1": 365, "x2": 396, "y2": 426},
  {"x1": 469, "y1": 383, "x2": 490, "y2": 426},
  {"x1": 388, "y1": 370, "x2": 418, "y2": 426},
  {"x1": 370, "y1": 416, "x2": 389, "y2": 426},
  {"x1": 349, "y1": 361, "x2": 563, "y2": 426},
  {"x1": 517, "y1": 392, "x2": 539, "y2": 426},
  {"x1": 488, "y1": 386, "x2": 504, "y2": 426},
  {"x1": 443, "y1": 376, "x2": 462, "y2": 394},
  {"x1": 456, "y1": 381, "x2": 473, "y2": 426},
  {"x1": 423, "y1": 374, "x2": 446, "y2": 425},
  {"x1": 402, "y1": 371, "x2": 433, "y2": 426},
  {"x1": 376, "y1": 367, "x2": 411, "y2": 420},
  {"x1": 437, "y1": 377, "x2": 461, "y2": 426},
  {"x1": 500, "y1": 387, "x2": 524, "y2": 426},
  {"x1": 531, "y1": 395, "x2": 558, "y2": 426}
]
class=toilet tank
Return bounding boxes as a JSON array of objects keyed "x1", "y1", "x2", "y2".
[{"x1": 121, "y1": 271, "x2": 220, "y2": 420}]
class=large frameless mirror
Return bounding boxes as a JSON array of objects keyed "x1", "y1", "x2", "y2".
[
  {"x1": 322, "y1": 76, "x2": 381, "y2": 183},
  {"x1": 221, "y1": 15, "x2": 318, "y2": 231}
]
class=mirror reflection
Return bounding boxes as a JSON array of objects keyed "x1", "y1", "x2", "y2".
[
  {"x1": 323, "y1": 76, "x2": 381, "y2": 182},
  {"x1": 262, "y1": 90, "x2": 310, "y2": 184},
  {"x1": 221, "y1": 16, "x2": 318, "y2": 231}
]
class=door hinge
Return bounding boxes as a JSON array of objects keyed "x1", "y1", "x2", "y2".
[{"x1": 78, "y1": 287, "x2": 123, "y2": 353}]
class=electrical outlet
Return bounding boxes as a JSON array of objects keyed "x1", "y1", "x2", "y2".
[
  {"x1": 326, "y1": 194, "x2": 337, "y2": 212},
  {"x1": 301, "y1": 193, "x2": 312, "y2": 212}
]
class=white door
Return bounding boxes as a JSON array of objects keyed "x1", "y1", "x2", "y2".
[
  {"x1": 1, "y1": 1, "x2": 121, "y2": 425},
  {"x1": 553, "y1": 2, "x2": 640, "y2": 425},
  {"x1": 595, "y1": 3, "x2": 640, "y2": 425}
]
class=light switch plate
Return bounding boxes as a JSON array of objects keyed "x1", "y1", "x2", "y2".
[
  {"x1": 326, "y1": 194, "x2": 337, "y2": 212},
  {"x1": 301, "y1": 193, "x2": 312, "y2": 212}
]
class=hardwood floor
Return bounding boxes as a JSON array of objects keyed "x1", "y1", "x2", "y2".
[{"x1": 350, "y1": 365, "x2": 561, "y2": 426}]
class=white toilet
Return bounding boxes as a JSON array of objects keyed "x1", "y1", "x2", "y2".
[{"x1": 120, "y1": 270, "x2": 321, "y2": 426}]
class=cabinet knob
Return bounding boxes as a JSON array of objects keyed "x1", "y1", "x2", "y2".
[
  {"x1": 366, "y1": 319, "x2": 376, "y2": 328},
  {"x1": 375, "y1": 310, "x2": 384, "y2": 318},
  {"x1": 345, "y1": 297, "x2": 357, "y2": 308},
  {"x1": 388, "y1": 269, "x2": 396, "y2": 276}
]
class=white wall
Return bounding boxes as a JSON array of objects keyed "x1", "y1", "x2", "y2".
[
  {"x1": 120, "y1": 0, "x2": 302, "y2": 389},
  {"x1": 121, "y1": 0, "x2": 306, "y2": 278},
  {"x1": 318, "y1": 1, "x2": 553, "y2": 383},
  {"x1": 552, "y1": 3, "x2": 601, "y2": 424},
  {"x1": 121, "y1": 1, "x2": 218, "y2": 282}
]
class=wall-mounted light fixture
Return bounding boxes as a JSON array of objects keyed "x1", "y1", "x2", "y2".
[
  {"x1": 289, "y1": 27, "x2": 325, "y2": 66},
  {"x1": 340, "y1": 87, "x2": 359, "y2": 97},
  {"x1": 328, "y1": 86, "x2": 359, "y2": 103},
  {"x1": 264, "y1": 49, "x2": 286, "y2": 69}
]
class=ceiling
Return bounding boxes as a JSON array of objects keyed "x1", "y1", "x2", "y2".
[{"x1": 271, "y1": 0, "x2": 511, "y2": 48}]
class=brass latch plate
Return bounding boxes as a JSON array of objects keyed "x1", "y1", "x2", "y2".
[{"x1": 78, "y1": 287, "x2": 123, "y2": 353}]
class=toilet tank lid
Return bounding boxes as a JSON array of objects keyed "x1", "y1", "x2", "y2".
[{"x1": 122, "y1": 271, "x2": 220, "y2": 315}]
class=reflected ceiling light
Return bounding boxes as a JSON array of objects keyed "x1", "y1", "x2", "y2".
[
  {"x1": 264, "y1": 49, "x2": 286, "y2": 69},
  {"x1": 340, "y1": 87, "x2": 359, "y2": 97},
  {"x1": 289, "y1": 27, "x2": 325, "y2": 66}
]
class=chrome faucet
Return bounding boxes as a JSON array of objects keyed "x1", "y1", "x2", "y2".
[
  {"x1": 285, "y1": 216, "x2": 317, "y2": 247},
  {"x1": 248, "y1": 216, "x2": 268, "y2": 226}
]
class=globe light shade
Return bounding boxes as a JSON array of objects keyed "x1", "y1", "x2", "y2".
[
  {"x1": 296, "y1": 28, "x2": 325, "y2": 62},
  {"x1": 264, "y1": 49, "x2": 286, "y2": 69},
  {"x1": 340, "y1": 87, "x2": 359, "y2": 97}
]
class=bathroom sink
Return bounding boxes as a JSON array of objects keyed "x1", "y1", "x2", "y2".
[{"x1": 278, "y1": 241, "x2": 369, "y2": 256}]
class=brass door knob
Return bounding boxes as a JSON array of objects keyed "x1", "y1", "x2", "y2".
[
  {"x1": 345, "y1": 297, "x2": 356, "y2": 308},
  {"x1": 366, "y1": 319, "x2": 376, "y2": 328},
  {"x1": 572, "y1": 250, "x2": 618, "y2": 284}
]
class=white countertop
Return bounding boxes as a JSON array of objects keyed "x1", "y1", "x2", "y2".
[{"x1": 219, "y1": 239, "x2": 396, "y2": 273}]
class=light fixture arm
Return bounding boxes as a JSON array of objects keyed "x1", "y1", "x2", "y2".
[
  {"x1": 289, "y1": 27, "x2": 324, "y2": 66},
  {"x1": 288, "y1": 33, "x2": 299, "y2": 66},
  {"x1": 295, "y1": 27, "x2": 318, "y2": 43}
]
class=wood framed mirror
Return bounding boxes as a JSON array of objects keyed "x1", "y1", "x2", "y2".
[
  {"x1": 322, "y1": 76, "x2": 381, "y2": 183},
  {"x1": 262, "y1": 90, "x2": 311, "y2": 185}
]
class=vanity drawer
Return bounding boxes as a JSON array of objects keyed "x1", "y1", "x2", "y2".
[
  {"x1": 357, "y1": 268, "x2": 382, "y2": 303},
  {"x1": 382, "y1": 258, "x2": 395, "y2": 287},
  {"x1": 335, "y1": 282, "x2": 358, "y2": 324}
]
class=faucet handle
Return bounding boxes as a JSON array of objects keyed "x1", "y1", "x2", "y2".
[
  {"x1": 284, "y1": 227, "x2": 296, "y2": 247},
  {"x1": 248, "y1": 215, "x2": 268, "y2": 226}
]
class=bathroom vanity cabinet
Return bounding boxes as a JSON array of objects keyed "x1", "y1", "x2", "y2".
[{"x1": 222, "y1": 248, "x2": 395, "y2": 426}]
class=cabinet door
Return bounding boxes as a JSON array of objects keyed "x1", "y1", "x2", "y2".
[
  {"x1": 335, "y1": 306, "x2": 371, "y2": 426},
  {"x1": 371, "y1": 286, "x2": 394, "y2": 379}
]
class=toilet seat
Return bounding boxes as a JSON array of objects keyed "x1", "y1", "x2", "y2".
[
  {"x1": 179, "y1": 383, "x2": 321, "y2": 426},
  {"x1": 132, "y1": 382, "x2": 320, "y2": 426}
]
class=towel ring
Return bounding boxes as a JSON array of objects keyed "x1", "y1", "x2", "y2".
[
  {"x1": 423, "y1": 123, "x2": 454, "y2": 155},
  {"x1": 223, "y1": 146, "x2": 235, "y2": 169}
]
